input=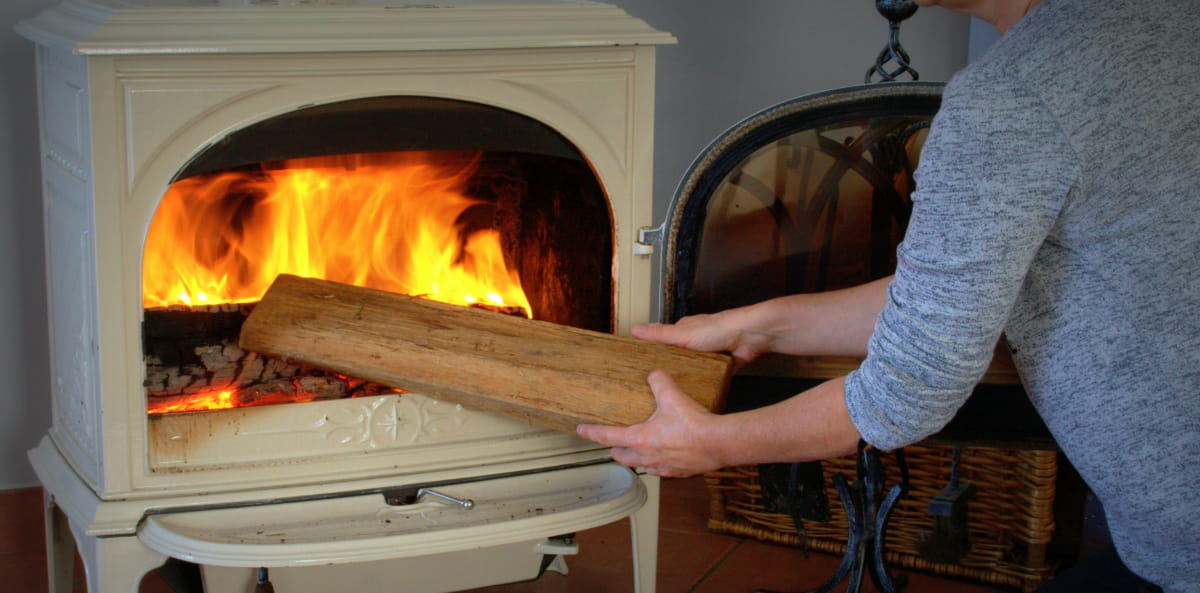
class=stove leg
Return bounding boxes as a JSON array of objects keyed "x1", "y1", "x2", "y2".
[
  {"x1": 45, "y1": 495, "x2": 167, "y2": 593},
  {"x1": 43, "y1": 493, "x2": 76, "y2": 593},
  {"x1": 630, "y1": 473, "x2": 660, "y2": 593},
  {"x1": 74, "y1": 529, "x2": 169, "y2": 593}
]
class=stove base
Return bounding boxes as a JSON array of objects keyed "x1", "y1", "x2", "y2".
[
  {"x1": 30, "y1": 438, "x2": 660, "y2": 593},
  {"x1": 201, "y1": 540, "x2": 567, "y2": 593}
]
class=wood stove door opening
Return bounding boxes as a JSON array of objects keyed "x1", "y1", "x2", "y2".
[{"x1": 142, "y1": 96, "x2": 613, "y2": 416}]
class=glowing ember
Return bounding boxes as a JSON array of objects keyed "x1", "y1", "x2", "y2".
[
  {"x1": 148, "y1": 388, "x2": 235, "y2": 414},
  {"x1": 144, "y1": 151, "x2": 532, "y2": 414}
]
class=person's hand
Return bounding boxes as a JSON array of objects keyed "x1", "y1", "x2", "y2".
[
  {"x1": 576, "y1": 369, "x2": 724, "y2": 478},
  {"x1": 632, "y1": 314, "x2": 765, "y2": 368}
]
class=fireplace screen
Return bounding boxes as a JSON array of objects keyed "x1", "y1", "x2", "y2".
[
  {"x1": 663, "y1": 82, "x2": 943, "y2": 320},
  {"x1": 143, "y1": 96, "x2": 613, "y2": 415}
]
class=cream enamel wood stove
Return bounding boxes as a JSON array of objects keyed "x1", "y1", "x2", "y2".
[{"x1": 16, "y1": 2, "x2": 675, "y2": 591}]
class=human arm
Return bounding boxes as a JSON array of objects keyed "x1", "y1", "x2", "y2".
[
  {"x1": 576, "y1": 371, "x2": 860, "y2": 477},
  {"x1": 583, "y1": 57, "x2": 1077, "y2": 475},
  {"x1": 631, "y1": 275, "x2": 892, "y2": 366},
  {"x1": 577, "y1": 276, "x2": 888, "y2": 477}
]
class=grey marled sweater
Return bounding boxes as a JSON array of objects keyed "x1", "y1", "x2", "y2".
[{"x1": 844, "y1": 0, "x2": 1200, "y2": 590}]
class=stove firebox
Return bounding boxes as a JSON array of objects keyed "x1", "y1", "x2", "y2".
[{"x1": 143, "y1": 96, "x2": 614, "y2": 416}]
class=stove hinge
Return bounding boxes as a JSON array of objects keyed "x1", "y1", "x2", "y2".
[{"x1": 635, "y1": 225, "x2": 663, "y2": 256}]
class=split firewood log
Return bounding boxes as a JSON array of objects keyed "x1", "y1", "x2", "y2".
[{"x1": 239, "y1": 274, "x2": 734, "y2": 433}]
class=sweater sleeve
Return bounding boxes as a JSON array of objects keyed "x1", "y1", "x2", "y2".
[{"x1": 845, "y1": 65, "x2": 1080, "y2": 450}]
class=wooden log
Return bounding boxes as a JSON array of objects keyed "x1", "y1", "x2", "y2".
[{"x1": 239, "y1": 274, "x2": 734, "y2": 433}]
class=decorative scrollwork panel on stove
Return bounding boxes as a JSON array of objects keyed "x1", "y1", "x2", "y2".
[{"x1": 148, "y1": 393, "x2": 557, "y2": 472}]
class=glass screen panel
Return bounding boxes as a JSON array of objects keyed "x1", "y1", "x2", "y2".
[{"x1": 690, "y1": 115, "x2": 931, "y2": 313}]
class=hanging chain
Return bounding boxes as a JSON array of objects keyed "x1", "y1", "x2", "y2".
[{"x1": 865, "y1": 0, "x2": 920, "y2": 83}]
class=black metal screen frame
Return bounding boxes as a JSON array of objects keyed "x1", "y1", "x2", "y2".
[{"x1": 661, "y1": 82, "x2": 943, "y2": 323}]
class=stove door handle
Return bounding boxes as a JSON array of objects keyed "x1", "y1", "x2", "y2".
[{"x1": 383, "y1": 486, "x2": 474, "y2": 510}]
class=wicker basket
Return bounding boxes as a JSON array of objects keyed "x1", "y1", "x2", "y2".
[{"x1": 705, "y1": 444, "x2": 1058, "y2": 592}]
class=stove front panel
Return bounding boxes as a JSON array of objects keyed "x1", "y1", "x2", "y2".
[{"x1": 26, "y1": 9, "x2": 666, "y2": 498}]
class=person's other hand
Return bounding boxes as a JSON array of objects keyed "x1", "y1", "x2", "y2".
[
  {"x1": 632, "y1": 315, "x2": 763, "y2": 368},
  {"x1": 576, "y1": 369, "x2": 723, "y2": 478}
]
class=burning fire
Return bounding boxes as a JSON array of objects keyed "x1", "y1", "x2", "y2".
[
  {"x1": 143, "y1": 151, "x2": 530, "y2": 314},
  {"x1": 150, "y1": 388, "x2": 236, "y2": 414},
  {"x1": 144, "y1": 151, "x2": 531, "y2": 414}
]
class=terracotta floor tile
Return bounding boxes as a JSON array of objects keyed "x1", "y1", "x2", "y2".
[
  {"x1": 692, "y1": 539, "x2": 1007, "y2": 593},
  {"x1": 690, "y1": 540, "x2": 845, "y2": 593},
  {"x1": 138, "y1": 569, "x2": 177, "y2": 593},
  {"x1": 656, "y1": 476, "x2": 744, "y2": 593},
  {"x1": 0, "y1": 487, "x2": 46, "y2": 555},
  {"x1": 656, "y1": 524, "x2": 737, "y2": 593},
  {"x1": 657, "y1": 477, "x2": 713, "y2": 535},
  {"x1": 0, "y1": 548, "x2": 51, "y2": 593}
]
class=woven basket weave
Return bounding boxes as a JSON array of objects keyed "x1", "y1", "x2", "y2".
[{"x1": 705, "y1": 444, "x2": 1058, "y2": 592}]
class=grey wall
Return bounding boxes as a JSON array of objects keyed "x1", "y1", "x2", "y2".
[
  {"x1": 0, "y1": 1, "x2": 969, "y2": 489},
  {"x1": 2, "y1": 0, "x2": 54, "y2": 489},
  {"x1": 969, "y1": 16, "x2": 1003, "y2": 61},
  {"x1": 611, "y1": 1, "x2": 970, "y2": 217}
]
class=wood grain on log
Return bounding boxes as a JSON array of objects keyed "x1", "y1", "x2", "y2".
[{"x1": 239, "y1": 274, "x2": 734, "y2": 433}]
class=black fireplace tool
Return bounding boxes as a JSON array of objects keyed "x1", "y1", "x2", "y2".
[
  {"x1": 758, "y1": 461, "x2": 833, "y2": 555},
  {"x1": 756, "y1": 441, "x2": 910, "y2": 593},
  {"x1": 745, "y1": 125, "x2": 933, "y2": 590},
  {"x1": 256, "y1": 567, "x2": 275, "y2": 593},
  {"x1": 750, "y1": 2, "x2": 929, "y2": 592},
  {"x1": 920, "y1": 446, "x2": 977, "y2": 563}
]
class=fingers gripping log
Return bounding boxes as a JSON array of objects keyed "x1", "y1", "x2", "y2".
[{"x1": 238, "y1": 275, "x2": 733, "y2": 433}]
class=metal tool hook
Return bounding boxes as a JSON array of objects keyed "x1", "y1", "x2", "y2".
[{"x1": 866, "y1": 0, "x2": 921, "y2": 83}]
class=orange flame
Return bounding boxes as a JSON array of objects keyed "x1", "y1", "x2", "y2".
[
  {"x1": 148, "y1": 388, "x2": 236, "y2": 415},
  {"x1": 144, "y1": 151, "x2": 531, "y2": 414},
  {"x1": 142, "y1": 152, "x2": 530, "y2": 315}
]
